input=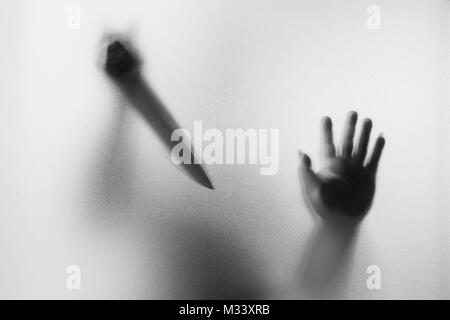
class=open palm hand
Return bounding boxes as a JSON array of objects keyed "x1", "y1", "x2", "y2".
[{"x1": 299, "y1": 111, "x2": 385, "y2": 226}]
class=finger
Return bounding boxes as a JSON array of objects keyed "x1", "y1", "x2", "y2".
[
  {"x1": 298, "y1": 151, "x2": 320, "y2": 192},
  {"x1": 366, "y1": 135, "x2": 385, "y2": 174},
  {"x1": 341, "y1": 111, "x2": 358, "y2": 158},
  {"x1": 354, "y1": 118, "x2": 372, "y2": 163},
  {"x1": 321, "y1": 116, "x2": 336, "y2": 159}
]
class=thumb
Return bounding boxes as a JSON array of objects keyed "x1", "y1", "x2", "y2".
[{"x1": 298, "y1": 150, "x2": 320, "y2": 191}]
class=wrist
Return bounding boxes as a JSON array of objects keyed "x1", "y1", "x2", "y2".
[{"x1": 318, "y1": 213, "x2": 360, "y2": 239}]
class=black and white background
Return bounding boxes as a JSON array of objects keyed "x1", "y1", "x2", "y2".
[{"x1": 1, "y1": 0, "x2": 450, "y2": 300}]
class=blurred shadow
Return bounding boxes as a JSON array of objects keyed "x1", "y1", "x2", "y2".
[
  {"x1": 86, "y1": 35, "x2": 262, "y2": 300},
  {"x1": 88, "y1": 96, "x2": 262, "y2": 298},
  {"x1": 89, "y1": 95, "x2": 134, "y2": 219},
  {"x1": 140, "y1": 215, "x2": 267, "y2": 299},
  {"x1": 105, "y1": 40, "x2": 214, "y2": 189},
  {"x1": 298, "y1": 167, "x2": 360, "y2": 298},
  {"x1": 115, "y1": 75, "x2": 214, "y2": 190},
  {"x1": 298, "y1": 224, "x2": 358, "y2": 299}
]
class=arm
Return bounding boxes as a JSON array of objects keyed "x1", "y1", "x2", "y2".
[{"x1": 298, "y1": 111, "x2": 385, "y2": 296}]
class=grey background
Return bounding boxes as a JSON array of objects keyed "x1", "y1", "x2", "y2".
[{"x1": 1, "y1": 0, "x2": 449, "y2": 299}]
